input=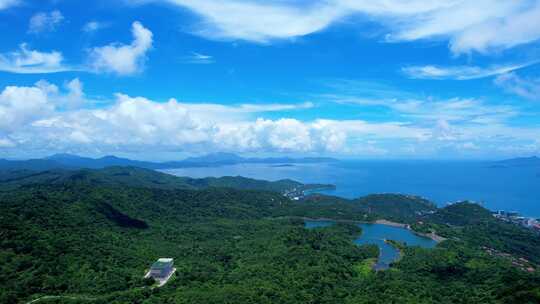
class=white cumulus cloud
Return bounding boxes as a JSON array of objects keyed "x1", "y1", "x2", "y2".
[
  {"x1": 0, "y1": 80, "x2": 349, "y2": 154},
  {"x1": 89, "y1": 21, "x2": 153, "y2": 75},
  {"x1": 0, "y1": 84, "x2": 54, "y2": 132},
  {"x1": 2, "y1": 79, "x2": 540, "y2": 158},
  {"x1": 0, "y1": 78, "x2": 92, "y2": 141}
]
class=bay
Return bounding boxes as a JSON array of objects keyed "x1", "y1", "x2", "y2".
[{"x1": 163, "y1": 160, "x2": 540, "y2": 217}]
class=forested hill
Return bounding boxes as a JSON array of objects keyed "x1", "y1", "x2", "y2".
[
  {"x1": 1, "y1": 168, "x2": 539, "y2": 303},
  {"x1": 292, "y1": 193, "x2": 540, "y2": 266},
  {"x1": 425, "y1": 201, "x2": 494, "y2": 226},
  {"x1": 284, "y1": 193, "x2": 437, "y2": 223},
  {"x1": 416, "y1": 202, "x2": 540, "y2": 265},
  {"x1": 0, "y1": 166, "x2": 310, "y2": 193},
  {"x1": 0, "y1": 173, "x2": 366, "y2": 303}
]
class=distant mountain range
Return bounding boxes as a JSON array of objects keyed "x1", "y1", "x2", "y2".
[{"x1": 0, "y1": 152, "x2": 338, "y2": 171}]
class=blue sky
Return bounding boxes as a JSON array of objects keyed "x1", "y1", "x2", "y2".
[{"x1": 0, "y1": 0, "x2": 540, "y2": 160}]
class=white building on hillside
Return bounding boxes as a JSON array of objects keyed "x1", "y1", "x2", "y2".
[{"x1": 149, "y1": 258, "x2": 174, "y2": 279}]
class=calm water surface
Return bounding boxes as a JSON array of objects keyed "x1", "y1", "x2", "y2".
[
  {"x1": 163, "y1": 160, "x2": 540, "y2": 217},
  {"x1": 304, "y1": 221, "x2": 437, "y2": 270},
  {"x1": 355, "y1": 223, "x2": 436, "y2": 270}
]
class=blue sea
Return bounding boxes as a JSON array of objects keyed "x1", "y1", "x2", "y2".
[{"x1": 163, "y1": 160, "x2": 540, "y2": 218}]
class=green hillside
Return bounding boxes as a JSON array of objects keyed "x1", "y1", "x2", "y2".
[
  {"x1": 286, "y1": 193, "x2": 436, "y2": 223},
  {"x1": 1, "y1": 168, "x2": 539, "y2": 304},
  {"x1": 0, "y1": 167, "x2": 305, "y2": 193},
  {"x1": 0, "y1": 183, "x2": 373, "y2": 304},
  {"x1": 427, "y1": 201, "x2": 494, "y2": 226},
  {"x1": 354, "y1": 194, "x2": 437, "y2": 222}
]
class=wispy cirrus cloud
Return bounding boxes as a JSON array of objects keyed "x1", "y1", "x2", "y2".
[
  {"x1": 0, "y1": 44, "x2": 77, "y2": 74},
  {"x1": 28, "y1": 10, "x2": 64, "y2": 34},
  {"x1": 181, "y1": 52, "x2": 214, "y2": 64},
  {"x1": 83, "y1": 21, "x2": 108, "y2": 33},
  {"x1": 314, "y1": 79, "x2": 540, "y2": 156},
  {"x1": 327, "y1": 94, "x2": 517, "y2": 125},
  {"x1": 0, "y1": 0, "x2": 18, "y2": 10},
  {"x1": 0, "y1": 137, "x2": 15, "y2": 148},
  {"x1": 134, "y1": 0, "x2": 540, "y2": 54},
  {"x1": 170, "y1": 101, "x2": 314, "y2": 123},
  {"x1": 153, "y1": 0, "x2": 343, "y2": 43},
  {"x1": 320, "y1": 78, "x2": 521, "y2": 134},
  {"x1": 494, "y1": 72, "x2": 540, "y2": 100},
  {"x1": 401, "y1": 62, "x2": 537, "y2": 80}
]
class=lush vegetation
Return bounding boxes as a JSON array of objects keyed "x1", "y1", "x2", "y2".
[
  {"x1": 282, "y1": 193, "x2": 435, "y2": 223},
  {"x1": 0, "y1": 167, "x2": 309, "y2": 193},
  {"x1": 0, "y1": 182, "x2": 373, "y2": 304},
  {"x1": 1, "y1": 168, "x2": 539, "y2": 304},
  {"x1": 347, "y1": 241, "x2": 540, "y2": 304},
  {"x1": 354, "y1": 194, "x2": 436, "y2": 223},
  {"x1": 414, "y1": 202, "x2": 540, "y2": 265},
  {"x1": 425, "y1": 202, "x2": 494, "y2": 226}
]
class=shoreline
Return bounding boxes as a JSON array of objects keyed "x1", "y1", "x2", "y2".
[
  {"x1": 162, "y1": 166, "x2": 540, "y2": 220},
  {"x1": 375, "y1": 219, "x2": 447, "y2": 242},
  {"x1": 374, "y1": 219, "x2": 409, "y2": 228},
  {"x1": 296, "y1": 217, "x2": 446, "y2": 243}
]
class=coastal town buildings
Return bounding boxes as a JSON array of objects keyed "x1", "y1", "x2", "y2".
[{"x1": 493, "y1": 211, "x2": 540, "y2": 232}]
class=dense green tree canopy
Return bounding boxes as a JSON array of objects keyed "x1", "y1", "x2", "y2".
[{"x1": 1, "y1": 168, "x2": 538, "y2": 304}]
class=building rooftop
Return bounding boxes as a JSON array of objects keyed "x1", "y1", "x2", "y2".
[{"x1": 151, "y1": 258, "x2": 174, "y2": 269}]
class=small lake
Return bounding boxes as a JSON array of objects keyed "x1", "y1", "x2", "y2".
[{"x1": 304, "y1": 221, "x2": 437, "y2": 270}]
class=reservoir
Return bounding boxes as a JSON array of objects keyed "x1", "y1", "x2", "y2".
[{"x1": 304, "y1": 221, "x2": 438, "y2": 270}]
